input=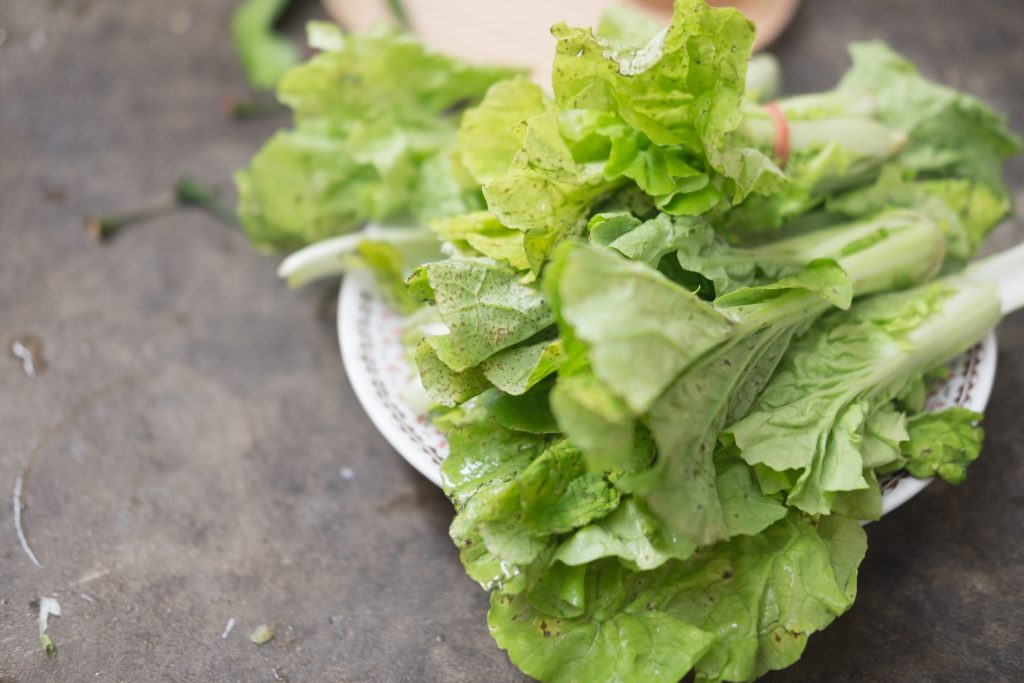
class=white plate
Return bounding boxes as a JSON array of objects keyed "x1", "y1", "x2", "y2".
[{"x1": 339, "y1": 269, "x2": 998, "y2": 515}]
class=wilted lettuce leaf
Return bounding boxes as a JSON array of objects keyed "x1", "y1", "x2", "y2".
[
  {"x1": 440, "y1": 409, "x2": 551, "y2": 591},
  {"x1": 489, "y1": 514, "x2": 866, "y2": 683},
  {"x1": 446, "y1": 427, "x2": 619, "y2": 594},
  {"x1": 236, "y1": 22, "x2": 520, "y2": 250},
  {"x1": 902, "y1": 408, "x2": 984, "y2": 484}
]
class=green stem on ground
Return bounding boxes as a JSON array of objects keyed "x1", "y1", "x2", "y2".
[
  {"x1": 174, "y1": 178, "x2": 239, "y2": 228},
  {"x1": 221, "y1": 93, "x2": 288, "y2": 120},
  {"x1": 86, "y1": 178, "x2": 239, "y2": 243}
]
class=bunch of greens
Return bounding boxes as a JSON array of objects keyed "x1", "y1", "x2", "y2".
[
  {"x1": 237, "y1": 1, "x2": 1022, "y2": 681},
  {"x1": 235, "y1": 21, "x2": 521, "y2": 250}
]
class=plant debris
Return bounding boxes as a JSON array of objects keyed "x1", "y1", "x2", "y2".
[
  {"x1": 9, "y1": 335, "x2": 46, "y2": 377},
  {"x1": 221, "y1": 617, "x2": 236, "y2": 639},
  {"x1": 13, "y1": 473, "x2": 41, "y2": 567},
  {"x1": 37, "y1": 596, "x2": 61, "y2": 657},
  {"x1": 221, "y1": 93, "x2": 288, "y2": 120},
  {"x1": 86, "y1": 178, "x2": 239, "y2": 244},
  {"x1": 249, "y1": 623, "x2": 274, "y2": 645}
]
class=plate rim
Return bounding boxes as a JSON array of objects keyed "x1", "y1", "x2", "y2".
[{"x1": 339, "y1": 271, "x2": 999, "y2": 515}]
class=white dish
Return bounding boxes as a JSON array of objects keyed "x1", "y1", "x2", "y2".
[{"x1": 339, "y1": 269, "x2": 998, "y2": 515}]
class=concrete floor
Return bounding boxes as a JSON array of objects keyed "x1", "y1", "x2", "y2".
[{"x1": 1, "y1": 0, "x2": 1023, "y2": 681}]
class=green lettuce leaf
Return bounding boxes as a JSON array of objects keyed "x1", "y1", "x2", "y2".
[
  {"x1": 826, "y1": 166, "x2": 1012, "y2": 262},
  {"x1": 415, "y1": 258, "x2": 554, "y2": 372},
  {"x1": 484, "y1": 381, "x2": 561, "y2": 435},
  {"x1": 448, "y1": 432, "x2": 619, "y2": 594},
  {"x1": 596, "y1": 5, "x2": 663, "y2": 48},
  {"x1": 902, "y1": 408, "x2": 984, "y2": 484},
  {"x1": 551, "y1": 243, "x2": 735, "y2": 414},
  {"x1": 482, "y1": 111, "x2": 621, "y2": 272},
  {"x1": 236, "y1": 22, "x2": 520, "y2": 250},
  {"x1": 456, "y1": 78, "x2": 555, "y2": 186},
  {"x1": 489, "y1": 514, "x2": 866, "y2": 683},
  {"x1": 415, "y1": 340, "x2": 490, "y2": 408},
  {"x1": 440, "y1": 410, "x2": 551, "y2": 592},
  {"x1": 429, "y1": 212, "x2": 530, "y2": 271},
  {"x1": 859, "y1": 402, "x2": 909, "y2": 470},
  {"x1": 480, "y1": 339, "x2": 564, "y2": 396},
  {"x1": 728, "y1": 278, "x2": 1001, "y2": 514},
  {"x1": 555, "y1": 498, "x2": 695, "y2": 571},
  {"x1": 838, "y1": 41, "x2": 1021, "y2": 193},
  {"x1": 551, "y1": 0, "x2": 782, "y2": 202}
]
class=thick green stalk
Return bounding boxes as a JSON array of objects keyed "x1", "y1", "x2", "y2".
[{"x1": 633, "y1": 213, "x2": 946, "y2": 545}]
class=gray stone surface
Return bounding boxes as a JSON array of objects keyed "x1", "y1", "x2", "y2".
[{"x1": 1, "y1": 0, "x2": 1022, "y2": 681}]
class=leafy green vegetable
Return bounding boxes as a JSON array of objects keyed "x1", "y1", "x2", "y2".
[
  {"x1": 552, "y1": 211, "x2": 944, "y2": 546},
  {"x1": 728, "y1": 277, "x2": 1001, "y2": 514},
  {"x1": 275, "y1": 226, "x2": 442, "y2": 296},
  {"x1": 595, "y1": 4, "x2": 663, "y2": 48},
  {"x1": 551, "y1": 242, "x2": 735, "y2": 414},
  {"x1": 838, "y1": 42, "x2": 1021, "y2": 193},
  {"x1": 826, "y1": 166, "x2": 1012, "y2": 262},
  {"x1": 719, "y1": 40, "x2": 1019, "y2": 240},
  {"x1": 902, "y1": 408, "x2": 984, "y2": 484},
  {"x1": 489, "y1": 514, "x2": 866, "y2": 683},
  {"x1": 415, "y1": 340, "x2": 490, "y2": 408},
  {"x1": 552, "y1": 0, "x2": 782, "y2": 203},
  {"x1": 240, "y1": 5, "x2": 1024, "y2": 682},
  {"x1": 236, "y1": 23, "x2": 520, "y2": 250},
  {"x1": 480, "y1": 339, "x2": 564, "y2": 396},
  {"x1": 231, "y1": 0, "x2": 300, "y2": 90},
  {"x1": 414, "y1": 258, "x2": 554, "y2": 372},
  {"x1": 429, "y1": 212, "x2": 530, "y2": 271}
]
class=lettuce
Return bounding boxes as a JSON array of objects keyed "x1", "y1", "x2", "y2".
[
  {"x1": 838, "y1": 42, "x2": 1021, "y2": 193},
  {"x1": 902, "y1": 408, "x2": 984, "y2": 484},
  {"x1": 556, "y1": 214, "x2": 941, "y2": 519},
  {"x1": 720, "y1": 41, "x2": 1019, "y2": 239},
  {"x1": 489, "y1": 514, "x2": 866, "y2": 683},
  {"x1": 236, "y1": 23, "x2": 521, "y2": 250},
  {"x1": 551, "y1": 0, "x2": 782, "y2": 203},
  {"x1": 236, "y1": 4, "x2": 1024, "y2": 682},
  {"x1": 727, "y1": 277, "x2": 1002, "y2": 514}
]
